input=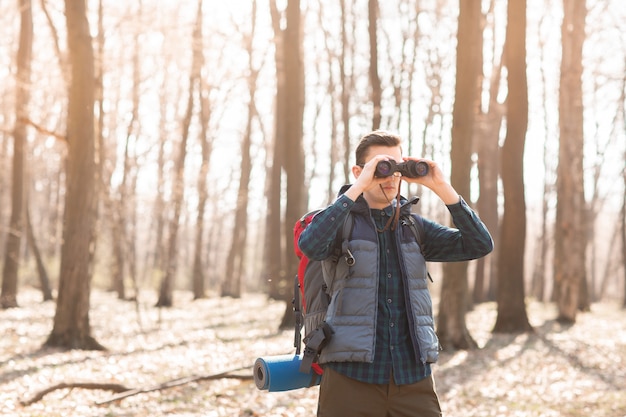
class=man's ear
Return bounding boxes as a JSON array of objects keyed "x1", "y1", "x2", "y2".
[{"x1": 352, "y1": 165, "x2": 362, "y2": 179}]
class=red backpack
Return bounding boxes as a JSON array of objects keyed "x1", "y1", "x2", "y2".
[{"x1": 292, "y1": 210, "x2": 331, "y2": 376}]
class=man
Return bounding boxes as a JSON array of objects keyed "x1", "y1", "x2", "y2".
[{"x1": 298, "y1": 130, "x2": 493, "y2": 417}]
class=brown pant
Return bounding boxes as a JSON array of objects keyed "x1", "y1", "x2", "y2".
[{"x1": 317, "y1": 368, "x2": 442, "y2": 417}]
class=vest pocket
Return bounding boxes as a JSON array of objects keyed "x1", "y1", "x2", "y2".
[{"x1": 415, "y1": 325, "x2": 440, "y2": 363}]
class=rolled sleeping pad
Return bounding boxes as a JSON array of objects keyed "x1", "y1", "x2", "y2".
[{"x1": 253, "y1": 354, "x2": 322, "y2": 392}]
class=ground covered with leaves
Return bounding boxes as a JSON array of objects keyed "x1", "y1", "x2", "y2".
[{"x1": 1, "y1": 288, "x2": 625, "y2": 417}]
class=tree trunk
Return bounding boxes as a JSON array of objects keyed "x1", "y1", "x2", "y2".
[
  {"x1": 1, "y1": 0, "x2": 31, "y2": 309},
  {"x1": 264, "y1": 140, "x2": 283, "y2": 300},
  {"x1": 553, "y1": 0, "x2": 587, "y2": 323},
  {"x1": 529, "y1": 11, "x2": 557, "y2": 303},
  {"x1": 473, "y1": 3, "x2": 503, "y2": 304},
  {"x1": 109, "y1": 4, "x2": 143, "y2": 301},
  {"x1": 622, "y1": 166, "x2": 626, "y2": 308},
  {"x1": 155, "y1": 124, "x2": 189, "y2": 307},
  {"x1": 155, "y1": 4, "x2": 199, "y2": 307},
  {"x1": 223, "y1": 0, "x2": 258, "y2": 299},
  {"x1": 148, "y1": 92, "x2": 168, "y2": 284},
  {"x1": 340, "y1": 0, "x2": 352, "y2": 184},
  {"x1": 26, "y1": 205, "x2": 53, "y2": 301},
  {"x1": 46, "y1": 0, "x2": 103, "y2": 350},
  {"x1": 192, "y1": 0, "x2": 211, "y2": 300},
  {"x1": 437, "y1": 0, "x2": 481, "y2": 350},
  {"x1": 493, "y1": 0, "x2": 532, "y2": 333},
  {"x1": 474, "y1": 106, "x2": 501, "y2": 304},
  {"x1": 222, "y1": 118, "x2": 252, "y2": 298},
  {"x1": 192, "y1": 92, "x2": 212, "y2": 299},
  {"x1": 279, "y1": 0, "x2": 306, "y2": 330},
  {"x1": 368, "y1": 0, "x2": 381, "y2": 130},
  {"x1": 266, "y1": 0, "x2": 286, "y2": 300}
]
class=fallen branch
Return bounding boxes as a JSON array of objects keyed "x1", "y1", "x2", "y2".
[
  {"x1": 21, "y1": 382, "x2": 131, "y2": 406},
  {"x1": 21, "y1": 366, "x2": 252, "y2": 407},
  {"x1": 97, "y1": 366, "x2": 252, "y2": 405}
]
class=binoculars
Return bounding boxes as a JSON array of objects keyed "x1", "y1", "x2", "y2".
[{"x1": 375, "y1": 159, "x2": 429, "y2": 178}]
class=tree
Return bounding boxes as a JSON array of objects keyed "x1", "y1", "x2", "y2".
[
  {"x1": 368, "y1": 0, "x2": 381, "y2": 130},
  {"x1": 473, "y1": 0, "x2": 503, "y2": 304},
  {"x1": 553, "y1": 0, "x2": 587, "y2": 323},
  {"x1": 192, "y1": 17, "x2": 213, "y2": 300},
  {"x1": 45, "y1": 0, "x2": 102, "y2": 350},
  {"x1": 437, "y1": 0, "x2": 482, "y2": 349},
  {"x1": 529, "y1": 10, "x2": 556, "y2": 302},
  {"x1": 622, "y1": 144, "x2": 626, "y2": 308},
  {"x1": 1, "y1": 0, "x2": 32, "y2": 309},
  {"x1": 621, "y1": 75, "x2": 626, "y2": 309},
  {"x1": 339, "y1": 0, "x2": 353, "y2": 183},
  {"x1": 26, "y1": 205, "x2": 53, "y2": 301},
  {"x1": 278, "y1": 0, "x2": 306, "y2": 329},
  {"x1": 155, "y1": 1, "x2": 200, "y2": 307},
  {"x1": 108, "y1": 2, "x2": 144, "y2": 301},
  {"x1": 265, "y1": 0, "x2": 286, "y2": 301},
  {"x1": 147, "y1": 82, "x2": 169, "y2": 293},
  {"x1": 493, "y1": 0, "x2": 532, "y2": 333},
  {"x1": 222, "y1": 0, "x2": 259, "y2": 298}
]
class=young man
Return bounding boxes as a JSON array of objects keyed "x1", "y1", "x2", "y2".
[{"x1": 298, "y1": 130, "x2": 493, "y2": 417}]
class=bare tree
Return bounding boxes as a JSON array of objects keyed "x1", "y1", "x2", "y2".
[
  {"x1": 622, "y1": 146, "x2": 626, "y2": 308},
  {"x1": 530, "y1": 8, "x2": 556, "y2": 302},
  {"x1": 265, "y1": 0, "x2": 286, "y2": 301},
  {"x1": 108, "y1": 3, "x2": 144, "y2": 301},
  {"x1": 155, "y1": 2, "x2": 201, "y2": 307},
  {"x1": 621, "y1": 74, "x2": 626, "y2": 309},
  {"x1": 437, "y1": 0, "x2": 482, "y2": 349},
  {"x1": 368, "y1": 0, "x2": 381, "y2": 130},
  {"x1": 339, "y1": 0, "x2": 354, "y2": 183},
  {"x1": 279, "y1": 0, "x2": 307, "y2": 329},
  {"x1": 473, "y1": 0, "x2": 503, "y2": 304},
  {"x1": 553, "y1": 0, "x2": 587, "y2": 323},
  {"x1": 493, "y1": 0, "x2": 532, "y2": 333},
  {"x1": 222, "y1": 0, "x2": 259, "y2": 298},
  {"x1": 26, "y1": 205, "x2": 53, "y2": 301},
  {"x1": 45, "y1": 0, "x2": 102, "y2": 350},
  {"x1": 192, "y1": 7, "x2": 213, "y2": 300},
  {"x1": 145, "y1": 82, "x2": 169, "y2": 289},
  {"x1": 1, "y1": 0, "x2": 32, "y2": 309}
]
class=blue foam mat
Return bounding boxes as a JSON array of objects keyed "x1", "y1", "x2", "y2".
[{"x1": 253, "y1": 354, "x2": 322, "y2": 392}]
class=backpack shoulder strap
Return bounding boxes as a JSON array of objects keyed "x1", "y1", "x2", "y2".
[
  {"x1": 401, "y1": 214, "x2": 425, "y2": 250},
  {"x1": 328, "y1": 211, "x2": 355, "y2": 264},
  {"x1": 401, "y1": 213, "x2": 433, "y2": 282},
  {"x1": 340, "y1": 212, "x2": 355, "y2": 265}
]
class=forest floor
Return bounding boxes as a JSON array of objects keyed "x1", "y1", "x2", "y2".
[{"x1": 1, "y1": 288, "x2": 625, "y2": 417}]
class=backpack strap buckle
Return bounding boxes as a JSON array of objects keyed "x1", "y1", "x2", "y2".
[
  {"x1": 342, "y1": 240, "x2": 355, "y2": 266},
  {"x1": 299, "y1": 322, "x2": 334, "y2": 374}
]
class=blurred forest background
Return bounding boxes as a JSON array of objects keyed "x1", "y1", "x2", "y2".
[{"x1": 0, "y1": 0, "x2": 625, "y2": 355}]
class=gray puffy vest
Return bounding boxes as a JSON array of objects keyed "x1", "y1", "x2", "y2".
[{"x1": 319, "y1": 203, "x2": 440, "y2": 365}]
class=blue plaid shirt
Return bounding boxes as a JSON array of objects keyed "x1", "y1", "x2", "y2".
[{"x1": 300, "y1": 193, "x2": 493, "y2": 385}]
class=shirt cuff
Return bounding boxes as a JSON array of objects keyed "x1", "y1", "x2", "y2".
[
  {"x1": 335, "y1": 193, "x2": 355, "y2": 209},
  {"x1": 446, "y1": 195, "x2": 468, "y2": 212}
]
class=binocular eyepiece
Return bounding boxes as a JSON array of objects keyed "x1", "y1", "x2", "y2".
[{"x1": 375, "y1": 159, "x2": 429, "y2": 178}]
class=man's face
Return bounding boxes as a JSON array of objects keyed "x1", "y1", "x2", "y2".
[{"x1": 358, "y1": 145, "x2": 403, "y2": 209}]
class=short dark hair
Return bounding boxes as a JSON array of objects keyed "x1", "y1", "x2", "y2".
[{"x1": 355, "y1": 130, "x2": 402, "y2": 165}]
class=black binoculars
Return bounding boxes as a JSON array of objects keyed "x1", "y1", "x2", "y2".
[{"x1": 375, "y1": 159, "x2": 429, "y2": 178}]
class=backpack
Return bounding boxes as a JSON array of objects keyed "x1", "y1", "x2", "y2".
[{"x1": 292, "y1": 200, "x2": 426, "y2": 377}]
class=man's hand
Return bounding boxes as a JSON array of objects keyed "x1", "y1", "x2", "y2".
[
  {"x1": 344, "y1": 154, "x2": 398, "y2": 202},
  {"x1": 401, "y1": 157, "x2": 460, "y2": 205}
]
